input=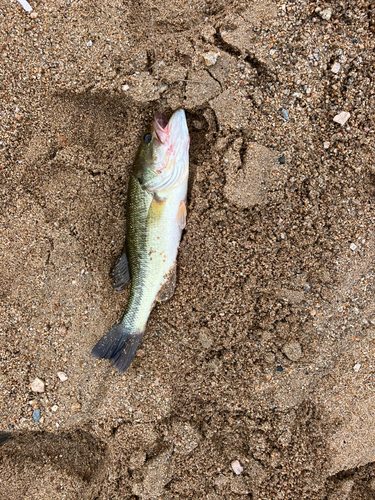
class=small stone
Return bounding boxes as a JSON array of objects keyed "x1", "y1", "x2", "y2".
[
  {"x1": 121, "y1": 84, "x2": 129, "y2": 91},
  {"x1": 87, "y1": 40, "x2": 93, "y2": 47},
  {"x1": 30, "y1": 11, "x2": 38, "y2": 18},
  {"x1": 331, "y1": 62, "x2": 341, "y2": 73},
  {"x1": 282, "y1": 341, "x2": 303, "y2": 361},
  {"x1": 281, "y1": 109, "x2": 289, "y2": 121},
  {"x1": 30, "y1": 378, "x2": 45, "y2": 393},
  {"x1": 278, "y1": 155, "x2": 285, "y2": 164},
  {"x1": 276, "y1": 365, "x2": 284, "y2": 372},
  {"x1": 57, "y1": 371, "x2": 68, "y2": 382},
  {"x1": 324, "y1": 141, "x2": 330, "y2": 149},
  {"x1": 319, "y1": 8, "x2": 332, "y2": 21},
  {"x1": 333, "y1": 111, "x2": 350, "y2": 125},
  {"x1": 71, "y1": 401, "x2": 81, "y2": 413},
  {"x1": 33, "y1": 409, "x2": 41, "y2": 423},
  {"x1": 231, "y1": 460, "x2": 243, "y2": 475},
  {"x1": 353, "y1": 363, "x2": 361, "y2": 372},
  {"x1": 350, "y1": 243, "x2": 357, "y2": 251},
  {"x1": 51, "y1": 405, "x2": 58, "y2": 412},
  {"x1": 202, "y1": 51, "x2": 220, "y2": 66},
  {"x1": 58, "y1": 326, "x2": 67, "y2": 336}
]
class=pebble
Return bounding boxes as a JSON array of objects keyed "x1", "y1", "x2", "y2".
[
  {"x1": 121, "y1": 84, "x2": 130, "y2": 91},
  {"x1": 276, "y1": 365, "x2": 284, "y2": 372},
  {"x1": 32, "y1": 409, "x2": 41, "y2": 423},
  {"x1": 87, "y1": 40, "x2": 93, "y2": 47},
  {"x1": 51, "y1": 404, "x2": 58, "y2": 412},
  {"x1": 319, "y1": 8, "x2": 332, "y2": 21},
  {"x1": 58, "y1": 326, "x2": 67, "y2": 336},
  {"x1": 353, "y1": 363, "x2": 361, "y2": 372},
  {"x1": 333, "y1": 111, "x2": 350, "y2": 125},
  {"x1": 30, "y1": 11, "x2": 38, "y2": 19},
  {"x1": 71, "y1": 401, "x2": 81, "y2": 413},
  {"x1": 202, "y1": 51, "x2": 220, "y2": 66},
  {"x1": 350, "y1": 243, "x2": 357, "y2": 251},
  {"x1": 323, "y1": 141, "x2": 330, "y2": 149},
  {"x1": 278, "y1": 155, "x2": 285, "y2": 164},
  {"x1": 30, "y1": 377, "x2": 45, "y2": 393},
  {"x1": 231, "y1": 460, "x2": 243, "y2": 475},
  {"x1": 331, "y1": 62, "x2": 341, "y2": 73},
  {"x1": 57, "y1": 371, "x2": 68, "y2": 382},
  {"x1": 281, "y1": 109, "x2": 289, "y2": 121}
]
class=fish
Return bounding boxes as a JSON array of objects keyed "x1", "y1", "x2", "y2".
[{"x1": 91, "y1": 109, "x2": 190, "y2": 373}]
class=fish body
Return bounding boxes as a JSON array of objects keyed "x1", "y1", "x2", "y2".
[{"x1": 92, "y1": 109, "x2": 189, "y2": 372}]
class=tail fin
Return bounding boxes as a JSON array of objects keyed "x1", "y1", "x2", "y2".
[{"x1": 91, "y1": 323, "x2": 143, "y2": 373}]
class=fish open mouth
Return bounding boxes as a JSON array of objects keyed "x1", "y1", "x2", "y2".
[
  {"x1": 153, "y1": 110, "x2": 189, "y2": 147},
  {"x1": 155, "y1": 113, "x2": 168, "y2": 129},
  {"x1": 153, "y1": 113, "x2": 169, "y2": 143}
]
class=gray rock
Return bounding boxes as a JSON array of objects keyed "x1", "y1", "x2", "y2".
[{"x1": 32, "y1": 409, "x2": 41, "y2": 423}]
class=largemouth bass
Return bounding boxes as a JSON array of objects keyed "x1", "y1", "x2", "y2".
[{"x1": 92, "y1": 109, "x2": 189, "y2": 373}]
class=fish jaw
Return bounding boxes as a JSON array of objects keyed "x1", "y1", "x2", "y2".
[{"x1": 144, "y1": 109, "x2": 189, "y2": 193}]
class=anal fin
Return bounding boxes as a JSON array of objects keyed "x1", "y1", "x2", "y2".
[
  {"x1": 113, "y1": 250, "x2": 131, "y2": 291},
  {"x1": 156, "y1": 264, "x2": 176, "y2": 302}
]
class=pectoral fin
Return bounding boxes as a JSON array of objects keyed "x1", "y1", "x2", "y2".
[
  {"x1": 176, "y1": 200, "x2": 187, "y2": 229},
  {"x1": 156, "y1": 264, "x2": 177, "y2": 302},
  {"x1": 146, "y1": 193, "x2": 167, "y2": 224}
]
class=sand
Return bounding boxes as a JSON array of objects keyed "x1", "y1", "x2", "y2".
[{"x1": 1, "y1": 0, "x2": 375, "y2": 498}]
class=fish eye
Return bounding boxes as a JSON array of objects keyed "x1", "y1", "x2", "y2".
[{"x1": 144, "y1": 133, "x2": 152, "y2": 144}]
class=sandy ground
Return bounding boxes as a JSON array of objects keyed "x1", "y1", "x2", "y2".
[{"x1": 1, "y1": 0, "x2": 375, "y2": 498}]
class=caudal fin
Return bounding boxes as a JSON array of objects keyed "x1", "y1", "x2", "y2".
[{"x1": 91, "y1": 323, "x2": 143, "y2": 373}]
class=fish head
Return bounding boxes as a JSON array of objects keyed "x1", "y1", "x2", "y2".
[{"x1": 135, "y1": 109, "x2": 189, "y2": 194}]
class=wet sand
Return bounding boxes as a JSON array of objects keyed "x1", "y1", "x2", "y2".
[{"x1": 1, "y1": 0, "x2": 375, "y2": 498}]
